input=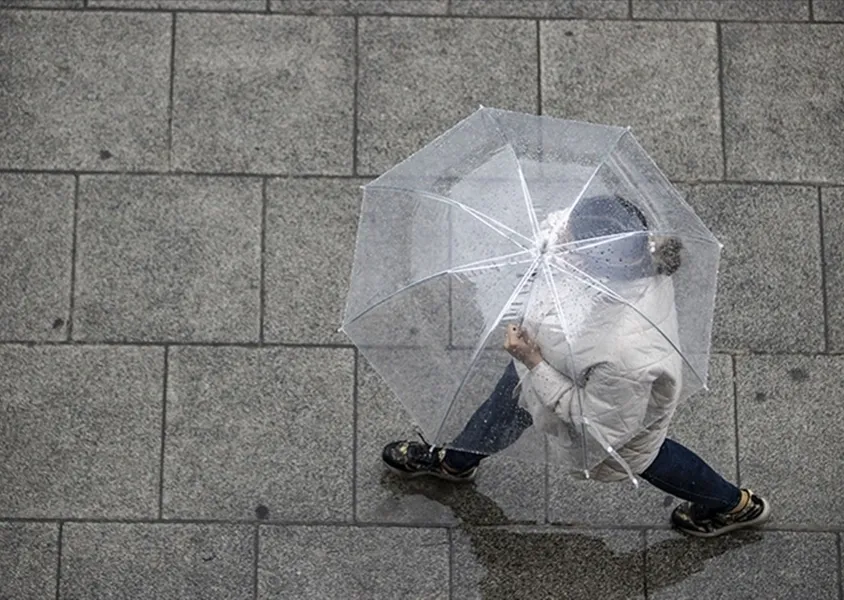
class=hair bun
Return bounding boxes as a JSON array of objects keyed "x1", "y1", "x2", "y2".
[{"x1": 651, "y1": 237, "x2": 683, "y2": 275}]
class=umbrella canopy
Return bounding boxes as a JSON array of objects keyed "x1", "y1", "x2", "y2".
[{"x1": 342, "y1": 107, "x2": 720, "y2": 480}]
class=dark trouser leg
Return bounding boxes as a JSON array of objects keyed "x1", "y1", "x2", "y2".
[
  {"x1": 640, "y1": 438, "x2": 741, "y2": 513},
  {"x1": 444, "y1": 361, "x2": 533, "y2": 471}
]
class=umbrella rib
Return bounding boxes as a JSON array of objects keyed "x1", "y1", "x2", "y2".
[
  {"x1": 547, "y1": 230, "x2": 721, "y2": 255},
  {"x1": 548, "y1": 257, "x2": 706, "y2": 389},
  {"x1": 367, "y1": 186, "x2": 534, "y2": 250},
  {"x1": 450, "y1": 254, "x2": 536, "y2": 275},
  {"x1": 481, "y1": 109, "x2": 541, "y2": 239},
  {"x1": 342, "y1": 250, "x2": 536, "y2": 329},
  {"x1": 432, "y1": 255, "x2": 544, "y2": 444},
  {"x1": 607, "y1": 150, "x2": 721, "y2": 244},
  {"x1": 548, "y1": 231, "x2": 643, "y2": 253},
  {"x1": 538, "y1": 260, "x2": 591, "y2": 478},
  {"x1": 539, "y1": 261, "x2": 640, "y2": 484},
  {"x1": 646, "y1": 231, "x2": 722, "y2": 247},
  {"x1": 514, "y1": 148, "x2": 541, "y2": 239}
]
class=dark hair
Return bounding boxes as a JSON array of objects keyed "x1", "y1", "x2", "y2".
[
  {"x1": 651, "y1": 237, "x2": 683, "y2": 276},
  {"x1": 569, "y1": 194, "x2": 683, "y2": 278}
]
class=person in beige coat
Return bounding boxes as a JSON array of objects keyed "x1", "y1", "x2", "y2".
[{"x1": 383, "y1": 194, "x2": 770, "y2": 538}]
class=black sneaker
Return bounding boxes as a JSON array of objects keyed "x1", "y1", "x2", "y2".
[
  {"x1": 382, "y1": 439, "x2": 478, "y2": 483},
  {"x1": 671, "y1": 489, "x2": 771, "y2": 538}
]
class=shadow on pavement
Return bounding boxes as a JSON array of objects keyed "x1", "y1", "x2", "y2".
[{"x1": 380, "y1": 472, "x2": 763, "y2": 599}]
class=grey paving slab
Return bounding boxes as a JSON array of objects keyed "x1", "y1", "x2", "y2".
[
  {"x1": 270, "y1": 0, "x2": 447, "y2": 14},
  {"x1": 840, "y1": 534, "x2": 844, "y2": 596},
  {"x1": 736, "y1": 355, "x2": 844, "y2": 528},
  {"x1": 723, "y1": 23, "x2": 844, "y2": 183},
  {"x1": 683, "y1": 183, "x2": 824, "y2": 352},
  {"x1": 814, "y1": 0, "x2": 844, "y2": 20},
  {"x1": 450, "y1": 0, "x2": 628, "y2": 17},
  {"x1": 357, "y1": 17, "x2": 537, "y2": 175},
  {"x1": 355, "y1": 358, "x2": 545, "y2": 525},
  {"x1": 89, "y1": 0, "x2": 265, "y2": 9},
  {"x1": 172, "y1": 14, "x2": 354, "y2": 174},
  {"x1": 647, "y1": 530, "x2": 839, "y2": 599},
  {"x1": 73, "y1": 176, "x2": 262, "y2": 342},
  {"x1": 60, "y1": 523, "x2": 254, "y2": 600},
  {"x1": 453, "y1": 527, "x2": 645, "y2": 599},
  {"x1": 0, "y1": 346, "x2": 163, "y2": 518},
  {"x1": 0, "y1": 174, "x2": 74, "y2": 341},
  {"x1": 0, "y1": 523, "x2": 58, "y2": 600},
  {"x1": 264, "y1": 178, "x2": 361, "y2": 344},
  {"x1": 164, "y1": 346, "x2": 354, "y2": 520},
  {"x1": 823, "y1": 187, "x2": 844, "y2": 352},
  {"x1": 1, "y1": 0, "x2": 82, "y2": 7},
  {"x1": 541, "y1": 20, "x2": 721, "y2": 181},
  {"x1": 632, "y1": 0, "x2": 810, "y2": 20},
  {"x1": 548, "y1": 354, "x2": 736, "y2": 526},
  {"x1": 0, "y1": 11, "x2": 169, "y2": 171},
  {"x1": 258, "y1": 526, "x2": 449, "y2": 599}
]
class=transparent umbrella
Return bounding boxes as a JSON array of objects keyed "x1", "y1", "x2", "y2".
[{"x1": 341, "y1": 107, "x2": 721, "y2": 482}]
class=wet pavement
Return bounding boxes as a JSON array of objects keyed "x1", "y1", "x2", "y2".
[{"x1": 1, "y1": 0, "x2": 843, "y2": 598}]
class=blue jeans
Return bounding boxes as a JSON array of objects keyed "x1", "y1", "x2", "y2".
[
  {"x1": 445, "y1": 362, "x2": 741, "y2": 513},
  {"x1": 639, "y1": 438, "x2": 741, "y2": 512},
  {"x1": 447, "y1": 362, "x2": 533, "y2": 466}
]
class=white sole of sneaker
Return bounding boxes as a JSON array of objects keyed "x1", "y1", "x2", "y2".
[
  {"x1": 384, "y1": 463, "x2": 477, "y2": 483},
  {"x1": 677, "y1": 498, "x2": 772, "y2": 538}
]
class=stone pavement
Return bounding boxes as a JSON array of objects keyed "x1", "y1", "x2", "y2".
[{"x1": 1, "y1": 0, "x2": 843, "y2": 598}]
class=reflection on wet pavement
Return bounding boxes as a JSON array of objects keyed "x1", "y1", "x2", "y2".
[{"x1": 381, "y1": 472, "x2": 763, "y2": 599}]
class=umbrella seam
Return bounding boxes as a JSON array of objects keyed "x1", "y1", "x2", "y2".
[
  {"x1": 365, "y1": 185, "x2": 534, "y2": 249},
  {"x1": 548, "y1": 258, "x2": 708, "y2": 391},
  {"x1": 480, "y1": 108, "x2": 542, "y2": 239},
  {"x1": 342, "y1": 251, "x2": 536, "y2": 329},
  {"x1": 614, "y1": 133, "x2": 720, "y2": 240},
  {"x1": 539, "y1": 259, "x2": 592, "y2": 478},
  {"x1": 431, "y1": 255, "x2": 543, "y2": 443},
  {"x1": 568, "y1": 128, "x2": 630, "y2": 219}
]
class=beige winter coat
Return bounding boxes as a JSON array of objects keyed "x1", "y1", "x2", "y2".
[{"x1": 515, "y1": 274, "x2": 683, "y2": 482}]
